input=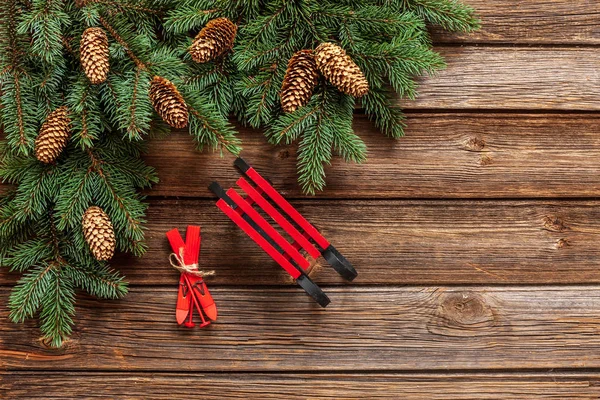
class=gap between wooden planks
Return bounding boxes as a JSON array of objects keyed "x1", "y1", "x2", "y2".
[
  {"x1": 2, "y1": 372, "x2": 599, "y2": 399},
  {"x1": 3, "y1": 286, "x2": 600, "y2": 371},
  {"x1": 3, "y1": 198, "x2": 598, "y2": 286},
  {"x1": 145, "y1": 113, "x2": 600, "y2": 199}
]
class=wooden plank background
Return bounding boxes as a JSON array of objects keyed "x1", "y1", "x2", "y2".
[{"x1": 2, "y1": 1, "x2": 600, "y2": 398}]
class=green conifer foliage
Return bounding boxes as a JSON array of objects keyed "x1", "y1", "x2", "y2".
[
  {"x1": 0, "y1": 0, "x2": 240, "y2": 347},
  {"x1": 1, "y1": 0, "x2": 477, "y2": 346},
  {"x1": 166, "y1": 0, "x2": 478, "y2": 194}
]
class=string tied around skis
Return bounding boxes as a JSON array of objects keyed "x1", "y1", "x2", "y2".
[{"x1": 169, "y1": 248, "x2": 215, "y2": 278}]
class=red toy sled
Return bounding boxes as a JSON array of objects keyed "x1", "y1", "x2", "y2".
[{"x1": 209, "y1": 158, "x2": 357, "y2": 307}]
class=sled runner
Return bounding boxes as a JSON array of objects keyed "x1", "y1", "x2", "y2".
[{"x1": 209, "y1": 158, "x2": 358, "y2": 307}]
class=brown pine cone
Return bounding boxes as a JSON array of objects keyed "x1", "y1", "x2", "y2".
[
  {"x1": 149, "y1": 76, "x2": 188, "y2": 129},
  {"x1": 190, "y1": 18, "x2": 237, "y2": 63},
  {"x1": 314, "y1": 43, "x2": 369, "y2": 98},
  {"x1": 80, "y1": 27, "x2": 110, "y2": 84},
  {"x1": 82, "y1": 206, "x2": 116, "y2": 261},
  {"x1": 280, "y1": 50, "x2": 319, "y2": 113},
  {"x1": 35, "y1": 106, "x2": 71, "y2": 164}
]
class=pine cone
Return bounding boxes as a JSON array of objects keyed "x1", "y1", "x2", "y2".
[
  {"x1": 80, "y1": 27, "x2": 110, "y2": 84},
  {"x1": 190, "y1": 18, "x2": 237, "y2": 63},
  {"x1": 280, "y1": 50, "x2": 319, "y2": 113},
  {"x1": 314, "y1": 43, "x2": 369, "y2": 98},
  {"x1": 83, "y1": 206, "x2": 116, "y2": 261},
  {"x1": 35, "y1": 106, "x2": 71, "y2": 164},
  {"x1": 149, "y1": 76, "x2": 188, "y2": 129}
]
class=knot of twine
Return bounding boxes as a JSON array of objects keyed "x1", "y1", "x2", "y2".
[{"x1": 169, "y1": 248, "x2": 215, "y2": 278}]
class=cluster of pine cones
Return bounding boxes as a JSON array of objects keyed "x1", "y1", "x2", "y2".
[
  {"x1": 33, "y1": 18, "x2": 367, "y2": 262},
  {"x1": 281, "y1": 43, "x2": 370, "y2": 113},
  {"x1": 77, "y1": 18, "x2": 238, "y2": 135},
  {"x1": 33, "y1": 18, "x2": 239, "y2": 261},
  {"x1": 33, "y1": 28, "x2": 110, "y2": 167},
  {"x1": 147, "y1": 17, "x2": 239, "y2": 130},
  {"x1": 36, "y1": 18, "x2": 239, "y2": 162},
  {"x1": 34, "y1": 106, "x2": 116, "y2": 261},
  {"x1": 32, "y1": 104, "x2": 115, "y2": 261}
]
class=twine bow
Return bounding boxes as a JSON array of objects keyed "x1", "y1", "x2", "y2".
[{"x1": 169, "y1": 248, "x2": 215, "y2": 278}]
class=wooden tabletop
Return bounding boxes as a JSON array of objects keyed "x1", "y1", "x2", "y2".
[{"x1": 3, "y1": 1, "x2": 600, "y2": 398}]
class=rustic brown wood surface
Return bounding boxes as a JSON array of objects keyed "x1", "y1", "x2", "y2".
[
  {"x1": 403, "y1": 47, "x2": 600, "y2": 111},
  {"x1": 3, "y1": 199, "x2": 599, "y2": 286},
  {"x1": 2, "y1": 1, "x2": 600, "y2": 398},
  {"x1": 431, "y1": 0, "x2": 600, "y2": 44},
  {"x1": 3, "y1": 287, "x2": 600, "y2": 371},
  {"x1": 2, "y1": 373, "x2": 600, "y2": 399},
  {"x1": 148, "y1": 114, "x2": 600, "y2": 199}
]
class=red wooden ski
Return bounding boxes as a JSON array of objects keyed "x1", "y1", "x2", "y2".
[{"x1": 166, "y1": 226, "x2": 217, "y2": 327}]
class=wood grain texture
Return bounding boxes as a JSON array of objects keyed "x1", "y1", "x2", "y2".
[
  {"x1": 145, "y1": 114, "x2": 600, "y2": 199},
  {"x1": 2, "y1": 372, "x2": 599, "y2": 399},
  {"x1": 3, "y1": 199, "x2": 599, "y2": 286},
  {"x1": 403, "y1": 47, "x2": 600, "y2": 110},
  {"x1": 432, "y1": 0, "x2": 600, "y2": 44},
  {"x1": 3, "y1": 286, "x2": 600, "y2": 371},
  {"x1": 1, "y1": 4, "x2": 600, "y2": 396}
]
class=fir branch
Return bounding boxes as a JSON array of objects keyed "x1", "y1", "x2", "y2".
[
  {"x1": 99, "y1": 15, "x2": 148, "y2": 70},
  {"x1": 185, "y1": 61, "x2": 235, "y2": 116},
  {"x1": 238, "y1": 2, "x2": 288, "y2": 55},
  {"x1": 65, "y1": 262, "x2": 127, "y2": 299},
  {"x1": 85, "y1": 0, "x2": 165, "y2": 15},
  {"x1": 11, "y1": 164, "x2": 56, "y2": 222},
  {"x1": 187, "y1": 105, "x2": 241, "y2": 155},
  {"x1": 128, "y1": 68, "x2": 142, "y2": 135},
  {"x1": 267, "y1": 103, "x2": 319, "y2": 145},
  {"x1": 163, "y1": 3, "x2": 222, "y2": 34},
  {"x1": 240, "y1": 66, "x2": 282, "y2": 128},
  {"x1": 296, "y1": 114, "x2": 333, "y2": 194},
  {"x1": 67, "y1": 76, "x2": 104, "y2": 148},
  {"x1": 0, "y1": 195, "x2": 34, "y2": 258},
  {"x1": 4, "y1": 237, "x2": 55, "y2": 272},
  {"x1": 4, "y1": 73, "x2": 31, "y2": 151},
  {"x1": 108, "y1": 68, "x2": 153, "y2": 140},
  {"x1": 269, "y1": 85, "x2": 361, "y2": 194},
  {"x1": 38, "y1": 268, "x2": 75, "y2": 348},
  {"x1": 17, "y1": 0, "x2": 69, "y2": 64},
  {"x1": 9, "y1": 262, "x2": 56, "y2": 322},
  {"x1": 0, "y1": 0, "x2": 37, "y2": 153},
  {"x1": 397, "y1": 0, "x2": 480, "y2": 32},
  {"x1": 362, "y1": 87, "x2": 406, "y2": 138},
  {"x1": 86, "y1": 146, "x2": 150, "y2": 255}
]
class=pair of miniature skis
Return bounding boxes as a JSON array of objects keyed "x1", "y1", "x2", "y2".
[
  {"x1": 210, "y1": 158, "x2": 357, "y2": 308},
  {"x1": 166, "y1": 226, "x2": 217, "y2": 327}
]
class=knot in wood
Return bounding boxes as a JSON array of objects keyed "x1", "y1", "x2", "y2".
[
  {"x1": 465, "y1": 136, "x2": 486, "y2": 151},
  {"x1": 428, "y1": 292, "x2": 496, "y2": 337},
  {"x1": 543, "y1": 216, "x2": 568, "y2": 232},
  {"x1": 479, "y1": 155, "x2": 493, "y2": 166},
  {"x1": 39, "y1": 335, "x2": 73, "y2": 350}
]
